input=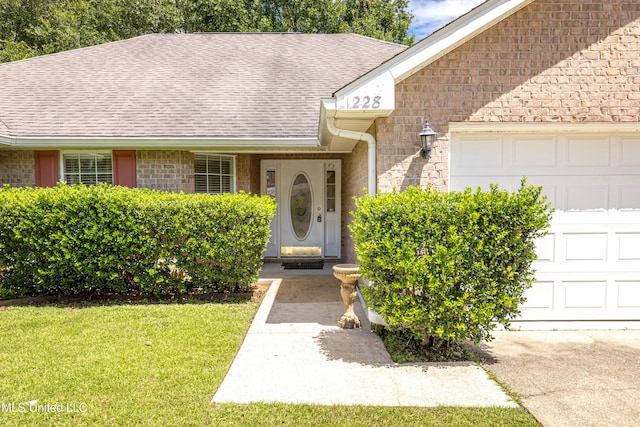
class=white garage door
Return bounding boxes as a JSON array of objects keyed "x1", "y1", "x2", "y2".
[{"x1": 450, "y1": 131, "x2": 640, "y2": 326}]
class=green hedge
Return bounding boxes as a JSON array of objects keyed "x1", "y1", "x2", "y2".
[
  {"x1": 0, "y1": 184, "x2": 276, "y2": 298},
  {"x1": 350, "y1": 180, "x2": 552, "y2": 345}
]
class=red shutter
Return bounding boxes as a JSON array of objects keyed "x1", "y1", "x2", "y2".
[
  {"x1": 113, "y1": 150, "x2": 137, "y2": 188},
  {"x1": 34, "y1": 150, "x2": 59, "y2": 188}
]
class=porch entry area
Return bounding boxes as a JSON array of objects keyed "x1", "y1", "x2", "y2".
[{"x1": 261, "y1": 159, "x2": 341, "y2": 259}]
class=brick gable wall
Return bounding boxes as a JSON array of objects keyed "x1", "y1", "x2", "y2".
[{"x1": 376, "y1": 0, "x2": 640, "y2": 193}]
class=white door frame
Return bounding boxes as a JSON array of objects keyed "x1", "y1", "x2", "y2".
[{"x1": 261, "y1": 159, "x2": 341, "y2": 258}]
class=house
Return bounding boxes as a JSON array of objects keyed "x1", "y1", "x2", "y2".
[
  {"x1": 0, "y1": 32, "x2": 407, "y2": 261},
  {"x1": 1, "y1": 0, "x2": 639, "y2": 328}
]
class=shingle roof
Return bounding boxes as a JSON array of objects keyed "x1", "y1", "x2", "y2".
[{"x1": 0, "y1": 33, "x2": 406, "y2": 138}]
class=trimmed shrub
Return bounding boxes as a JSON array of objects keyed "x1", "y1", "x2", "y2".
[
  {"x1": 0, "y1": 184, "x2": 276, "y2": 297},
  {"x1": 350, "y1": 180, "x2": 552, "y2": 345}
]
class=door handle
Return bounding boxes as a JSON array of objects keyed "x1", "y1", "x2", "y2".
[{"x1": 317, "y1": 213, "x2": 322, "y2": 222}]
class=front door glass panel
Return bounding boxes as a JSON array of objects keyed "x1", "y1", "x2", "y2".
[{"x1": 290, "y1": 173, "x2": 312, "y2": 240}]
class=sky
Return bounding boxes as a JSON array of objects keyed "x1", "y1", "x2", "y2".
[{"x1": 408, "y1": 0, "x2": 485, "y2": 41}]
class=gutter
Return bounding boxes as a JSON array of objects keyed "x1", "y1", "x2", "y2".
[
  {"x1": 0, "y1": 118, "x2": 14, "y2": 145},
  {"x1": 325, "y1": 118, "x2": 377, "y2": 196},
  {"x1": 0, "y1": 135, "x2": 319, "y2": 150},
  {"x1": 0, "y1": 132, "x2": 15, "y2": 146},
  {"x1": 0, "y1": 136, "x2": 14, "y2": 146}
]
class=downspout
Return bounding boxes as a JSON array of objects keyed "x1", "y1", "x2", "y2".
[
  {"x1": 325, "y1": 117, "x2": 386, "y2": 326},
  {"x1": 325, "y1": 118, "x2": 376, "y2": 196}
]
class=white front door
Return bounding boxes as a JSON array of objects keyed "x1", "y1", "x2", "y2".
[{"x1": 261, "y1": 160, "x2": 341, "y2": 258}]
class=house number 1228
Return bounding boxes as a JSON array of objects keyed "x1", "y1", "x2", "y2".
[{"x1": 350, "y1": 95, "x2": 381, "y2": 109}]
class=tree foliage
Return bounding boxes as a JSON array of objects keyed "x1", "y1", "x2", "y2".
[{"x1": 0, "y1": 0, "x2": 414, "y2": 62}]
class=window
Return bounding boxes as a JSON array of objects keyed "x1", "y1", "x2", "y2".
[
  {"x1": 265, "y1": 170, "x2": 276, "y2": 199},
  {"x1": 63, "y1": 153, "x2": 113, "y2": 185},
  {"x1": 194, "y1": 154, "x2": 235, "y2": 194},
  {"x1": 326, "y1": 169, "x2": 336, "y2": 212}
]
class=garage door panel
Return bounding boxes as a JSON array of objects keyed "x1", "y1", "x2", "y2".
[
  {"x1": 565, "y1": 184, "x2": 609, "y2": 211},
  {"x1": 618, "y1": 233, "x2": 640, "y2": 260},
  {"x1": 451, "y1": 131, "x2": 640, "y2": 324},
  {"x1": 557, "y1": 176, "x2": 635, "y2": 211},
  {"x1": 620, "y1": 138, "x2": 640, "y2": 166},
  {"x1": 567, "y1": 137, "x2": 611, "y2": 167},
  {"x1": 617, "y1": 281, "x2": 640, "y2": 309},
  {"x1": 513, "y1": 137, "x2": 557, "y2": 167},
  {"x1": 452, "y1": 134, "x2": 638, "y2": 178},
  {"x1": 454, "y1": 136, "x2": 504, "y2": 168},
  {"x1": 619, "y1": 186, "x2": 640, "y2": 209},
  {"x1": 564, "y1": 233, "x2": 608, "y2": 261},
  {"x1": 521, "y1": 281, "x2": 554, "y2": 310},
  {"x1": 564, "y1": 281, "x2": 607, "y2": 309},
  {"x1": 534, "y1": 233, "x2": 555, "y2": 262},
  {"x1": 520, "y1": 277, "x2": 640, "y2": 321}
]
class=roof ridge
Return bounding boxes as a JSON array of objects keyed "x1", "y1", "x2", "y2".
[
  {"x1": 174, "y1": 31, "x2": 406, "y2": 48},
  {"x1": 342, "y1": 32, "x2": 406, "y2": 48},
  {"x1": 0, "y1": 33, "x2": 159, "y2": 65},
  {"x1": 190, "y1": 31, "x2": 305, "y2": 35},
  {"x1": 0, "y1": 33, "x2": 405, "y2": 67}
]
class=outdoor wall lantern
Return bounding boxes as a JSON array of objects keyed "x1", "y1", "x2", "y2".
[{"x1": 419, "y1": 120, "x2": 437, "y2": 158}]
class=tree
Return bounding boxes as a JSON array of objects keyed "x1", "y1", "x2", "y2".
[
  {"x1": 0, "y1": 0, "x2": 50, "y2": 61},
  {"x1": 0, "y1": 0, "x2": 414, "y2": 63},
  {"x1": 338, "y1": 0, "x2": 413, "y2": 47}
]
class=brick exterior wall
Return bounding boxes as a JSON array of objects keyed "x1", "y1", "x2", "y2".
[
  {"x1": 136, "y1": 150, "x2": 194, "y2": 193},
  {"x1": 235, "y1": 154, "x2": 252, "y2": 193},
  {"x1": 0, "y1": 150, "x2": 35, "y2": 187},
  {"x1": 376, "y1": 0, "x2": 640, "y2": 193},
  {"x1": 343, "y1": 139, "x2": 369, "y2": 262}
]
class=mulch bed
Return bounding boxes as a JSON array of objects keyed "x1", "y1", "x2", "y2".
[{"x1": 0, "y1": 281, "x2": 271, "y2": 307}]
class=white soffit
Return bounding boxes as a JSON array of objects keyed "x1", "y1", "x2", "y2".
[{"x1": 332, "y1": 0, "x2": 535, "y2": 115}]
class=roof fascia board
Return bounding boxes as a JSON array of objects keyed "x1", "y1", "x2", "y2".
[
  {"x1": 386, "y1": 0, "x2": 535, "y2": 83},
  {"x1": 0, "y1": 136, "x2": 319, "y2": 149},
  {"x1": 448, "y1": 122, "x2": 640, "y2": 134},
  {"x1": 333, "y1": 0, "x2": 534, "y2": 113},
  {"x1": 187, "y1": 146, "x2": 335, "y2": 154}
]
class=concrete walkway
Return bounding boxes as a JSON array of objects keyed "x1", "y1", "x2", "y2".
[{"x1": 212, "y1": 264, "x2": 517, "y2": 407}]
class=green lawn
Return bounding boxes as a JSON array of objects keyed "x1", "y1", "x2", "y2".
[{"x1": 0, "y1": 298, "x2": 540, "y2": 426}]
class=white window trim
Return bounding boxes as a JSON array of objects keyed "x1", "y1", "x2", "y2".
[
  {"x1": 59, "y1": 150, "x2": 113, "y2": 185},
  {"x1": 193, "y1": 153, "x2": 236, "y2": 194}
]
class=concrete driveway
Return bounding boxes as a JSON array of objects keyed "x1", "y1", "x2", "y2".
[{"x1": 479, "y1": 330, "x2": 640, "y2": 427}]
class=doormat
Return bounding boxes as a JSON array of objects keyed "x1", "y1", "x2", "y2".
[{"x1": 282, "y1": 261, "x2": 325, "y2": 270}]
